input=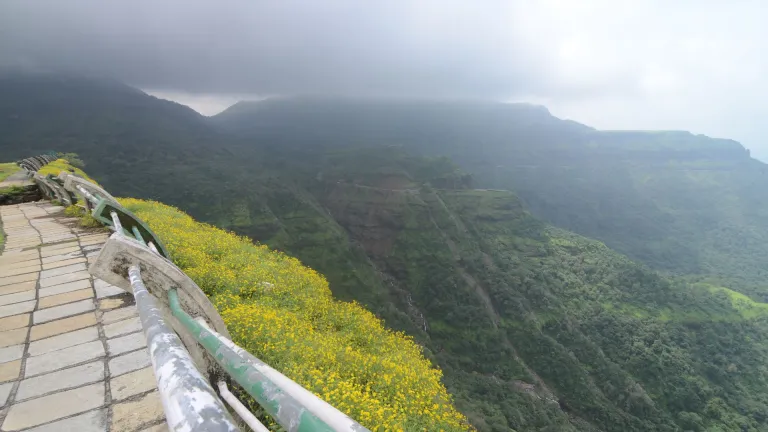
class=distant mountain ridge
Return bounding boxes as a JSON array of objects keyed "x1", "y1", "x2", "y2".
[
  {"x1": 210, "y1": 96, "x2": 763, "y2": 293},
  {"x1": 213, "y1": 97, "x2": 746, "y2": 158},
  {"x1": 0, "y1": 73, "x2": 237, "y2": 212}
]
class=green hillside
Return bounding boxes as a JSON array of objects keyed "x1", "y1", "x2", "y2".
[
  {"x1": 235, "y1": 147, "x2": 768, "y2": 432},
  {"x1": 213, "y1": 98, "x2": 768, "y2": 301}
]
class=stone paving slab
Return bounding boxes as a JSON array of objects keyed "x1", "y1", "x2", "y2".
[
  {"x1": 0, "y1": 347, "x2": 22, "y2": 365},
  {"x1": 39, "y1": 270, "x2": 90, "y2": 288},
  {"x1": 24, "y1": 339, "x2": 105, "y2": 377},
  {"x1": 33, "y1": 298, "x2": 95, "y2": 324},
  {"x1": 0, "y1": 264, "x2": 40, "y2": 278},
  {"x1": 0, "y1": 329, "x2": 27, "y2": 349},
  {"x1": 101, "y1": 307, "x2": 138, "y2": 325},
  {"x1": 42, "y1": 256, "x2": 85, "y2": 270},
  {"x1": 38, "y1": 279, "x2": 91, "y2": 298},
  {"x1": 100, "y1": 297, "x2": 130, "y2": 311},
  {"x1": 0, "y1": 202, "x2": 165, "y2": 431},
  {"x1": 3, "y1": 234, "x2": 41, "y2": 241},
  {"x1": 0, "y1": 258, "x2": 40, "y2": 271},
  {"x1": 0, "y1": 284, "x2": 35, "y2": 297},
  {"x1": 0, "y1": 316, "x2": 28, "y2": 333},
  {"x1": 42, "y1": 235, "x2": 78, "y2": 243},
  {"x1": 0, "y1": 291, "x2": 35, "y2": 308},
  {"x1": 108, "y1": 332, "x2": 147, "y2": 356},
  {"x1": 0, "y1": 242, "x2": 38, "y2": 251},
  {"x1": 39, "y1": 246, "x2": 80, "y2": 258},
  {"x1": 39, "y1": 262, "x2": 86, "y2": 279},
  {"x1": 4, "y1": 234, "x2": 40, "y2": 241},
  {"x1": 41, "y1": 250, "x2": 83, "y2": 264},
  {"x1": 111, "y1": 391, "x2": 164, "y2": 432},
  {"x1": 80, "y1": 237, "x2": 108, "y2": 247},
  {"x1": 30, "y1": 312, "x2": 97, "y2": 341},
  {"x1": 38, "y1": 288, "x2": 93, "y2": 309},
  {"x1": 0, "y1": 274, "x2": 37, "y2": 289},
  {"x1": 0, "y1": 383, "x2": 11, "y2": 407},
  {"x1": 2, "y1": 383, "x2": 105, "y2": 431},
  {"x1": 96, "y1": 284, "x2": 126, "y2": 299},
  {"x1": 0, "y1": 253, "x2": 39, "y2": 266},
  {"x1": 0, "y1": 302, "x2": 35, "y2": 319},
  {"x1": 0, "y1": 361, "x2": 20, "y2": 384},
  {"x1": 110, "y1": 366, "x2": 156, "y2": 402},
  {"x1": 16, "y1": 361, "x2": 104, "y2": 401},
  {"x1": 104, "y1": 316, "x2": 142, "y2": 338},
  {"x1": 24, "y1": 409, "x2": 107, "y2": 432},
  {"x1": 109, "y1": 348, "x2": 151, "y2": 377},
  {"x1": 28, "y1": 326, "x2": 99, "y2": 356}
]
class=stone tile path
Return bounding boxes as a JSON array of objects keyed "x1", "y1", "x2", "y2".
[
  {"x1": 0, "y1": 202, "x2": 167, "y2": 432},
  {"x1": 0, "y1": 172, "x2": 33, "y2": 189}
]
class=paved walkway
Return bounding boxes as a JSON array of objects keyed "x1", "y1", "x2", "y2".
[
  {"x1": 0, "y1": 173, "x2": 33, "y2": 189},
  {"x1": 0, "y1": 202, "x2": 167, "y2": 432}
]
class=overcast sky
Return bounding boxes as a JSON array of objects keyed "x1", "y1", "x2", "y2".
[{"x1": 2, "y1": 0, "x2": 767, "y2": 158}]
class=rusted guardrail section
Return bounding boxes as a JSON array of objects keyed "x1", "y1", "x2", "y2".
[{"x1": 41, "y1": 167, "x2": 369, "y2": 432}]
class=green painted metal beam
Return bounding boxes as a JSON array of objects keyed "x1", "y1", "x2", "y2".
[
  {"x1": 131, "y1": 226, "x2": 146, "y2": 245},
  {"x1": 91, "y1": 200, "x2": 170, "y2": 258},
  {"x1": 168, "y1": 289, "x2": 336, "y2": 432}
]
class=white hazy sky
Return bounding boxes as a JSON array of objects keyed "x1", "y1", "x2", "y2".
[{"x1": 2, "y1": 0, "x2": 767, "y2": 158}]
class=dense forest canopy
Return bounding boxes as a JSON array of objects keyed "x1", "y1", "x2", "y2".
[
  {"x1": 3, "y1": 74, "x2": 768, "y2": 431},
  {"x1": 212, "y1": 98, "x2": 766, "y2": 299}
]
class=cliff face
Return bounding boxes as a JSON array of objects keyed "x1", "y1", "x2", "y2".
[
  {"x1": 295, "y1": 178, "x2": 585, "y2": 431},
  {"x1": 211, "y1": 98, "x2": 766, "y2": 303},
  {"x1": 322, "y1": 180, "x2": 416, "y2": 257},
  {"x1": 212, "y1": 149, "x2": 768, "y2": 432}
]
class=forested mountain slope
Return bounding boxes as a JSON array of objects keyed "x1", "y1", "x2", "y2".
[
  {"x1": 213, "y1": 98, "x2": 768, "y2": 300},
  {"x1": 220, "y1": 147, "x2": 768, "y2": 432},
  {"x1": 5, "y1": 75, "x2": 768, "y2": 431},
  {"x1": 0, "y1": 72, "x2": 236, "y2": 212}
]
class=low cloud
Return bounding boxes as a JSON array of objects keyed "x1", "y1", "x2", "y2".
[{"x1": 2, "y1": 0, "x2": 768, "y2": 158}]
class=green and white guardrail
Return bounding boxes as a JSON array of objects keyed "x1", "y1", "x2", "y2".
[{"x1": 30, "y1": 163, "x2": 370, "y2": 432}]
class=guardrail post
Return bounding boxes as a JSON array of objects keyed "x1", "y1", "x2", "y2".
[
  {"x1": 129, "y1": 265, "x2": 240, "y2": 432},
  {"x1": 89, "y1": 233, "x2": 232, "y2": 363}
]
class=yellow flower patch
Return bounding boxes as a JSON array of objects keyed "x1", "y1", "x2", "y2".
[{"x1": 119, "y1": 198, "x2": 470, "y2": 431}]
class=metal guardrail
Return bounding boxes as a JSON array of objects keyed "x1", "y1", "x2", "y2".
[
  {"x1": 41, "y1": 164, "x2": 370, "y2": 432},
  {"x1": 16, "y1": 153, "x2": 57, "y2": 173},
  {"x1": 18, "y1": 154, "x2": 73, "y2": 206}
]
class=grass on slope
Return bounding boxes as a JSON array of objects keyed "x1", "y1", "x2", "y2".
[
  {"x1": 698, "y1": 283, "x2": 768, "y2": 320},
  {"x1": 547, "y1": 228, "x2": 768, "y2": 324},
  {"x1": 37, "y1": 158, "x2": 97, "y2": 183},
  {"x1": 119, "y1": 198, "x2": 470, "y2": 431},
  {"x1": 0, "y1": 163, "x2": 19, "y2": 182},
  {"x1": 604, "y1": 283, "x2": 768, "y2": 324}
]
